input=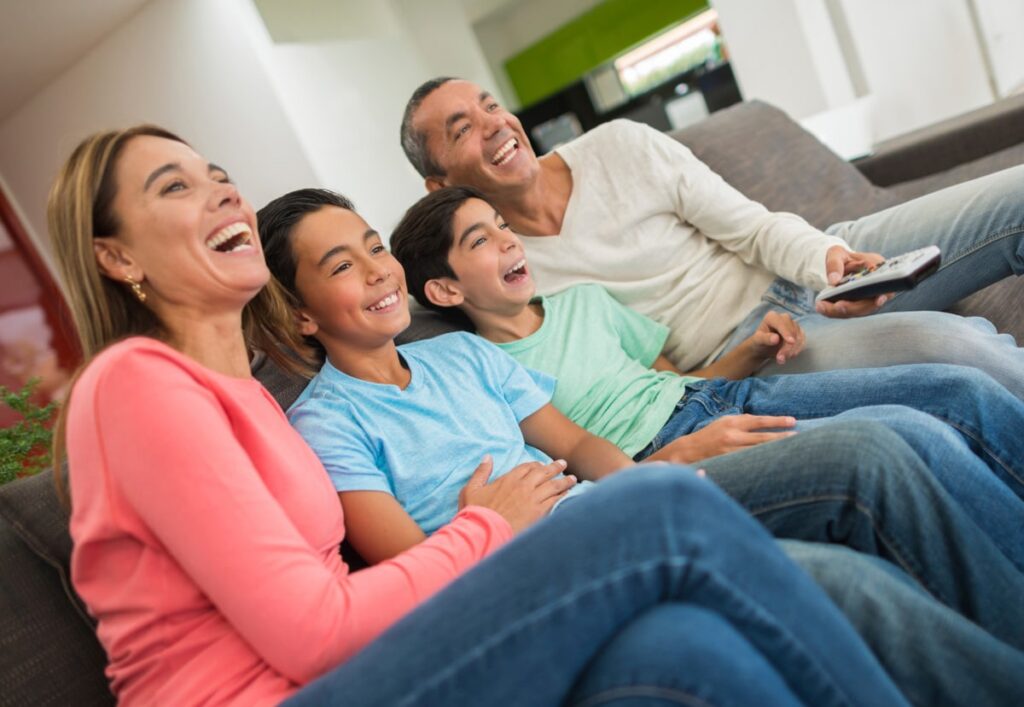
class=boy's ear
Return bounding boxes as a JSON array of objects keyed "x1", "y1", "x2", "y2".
[
  {"x1": 424, "y1": 176, "x2": 447, "y2": 193},
  {"x1": 93, "y1": 237, "x2": 142, "y2": 282},
  {"x1": 424, "y1": 277, "x2": 463, "y2": 309},
  {"x1": 295, "y1": 309, "x2": 319, "y2": 337}
]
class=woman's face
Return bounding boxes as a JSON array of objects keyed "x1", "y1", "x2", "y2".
[
  {"x1": 290, "y1": 205, "x2": 410, "y2": 351},
  {"x1": 102, "y1": 135, "x2": 267, "y2": 314}
]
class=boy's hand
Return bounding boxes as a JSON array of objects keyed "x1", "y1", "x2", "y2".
[
  {"x1": 647, "y1": 415, "x2": 797, "y2": 464},
  {"x1": 744, "y1": 312, "x2": 805, "y2": 365},
  {"x1": 458, "y1": 456, "x2": 576, "y2": 533},
  {"x1": 818, "y1": 246, "x2": 891, "y2": 318}
]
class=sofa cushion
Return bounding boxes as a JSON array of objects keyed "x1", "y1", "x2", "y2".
[
  {"x1": 672, "y1": 100, "x2": 899, "y2": 230},
  {"x1": 0, "y1": 470, "x2": 113, "y2": 704}
]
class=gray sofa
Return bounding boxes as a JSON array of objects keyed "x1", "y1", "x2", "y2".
[{"x1": 3, "y1": 97, "x2": 1022, "y2": 706}]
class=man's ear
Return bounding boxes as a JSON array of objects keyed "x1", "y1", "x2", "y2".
[
  {"x1": 93, "y1": 237, "x2": 141, "y2": 282},
  {"x1": 424, "y1": 277, "x2": 463, "y2": 309},
  {"x1": 295, "y1": 309, "x2": 319, "y2": 337},
  {"x1": 425, "y1": 176, "x2": 447, "y2": 193}
]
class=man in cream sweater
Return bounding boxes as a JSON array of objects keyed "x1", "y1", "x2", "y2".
[{"x1": 399, "y1": 78, "x2": 1024, "y2": 397}]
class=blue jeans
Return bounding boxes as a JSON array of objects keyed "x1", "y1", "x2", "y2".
[
  {"x1": 695, "y1": 422, "x2": 1024, "y2": 657},
  {"x1": 635, "y1": 363, "x2": 1024, "y2": 570},
  {"x1": 783, "y1": 540, "x2": 1024, "y2": 707},
  {"x1": 721, "y1": 166, "x2": 1024, "y2": 396},
  {"x1": 285, "y1": 468, "x2": 906, "y2": 706}
]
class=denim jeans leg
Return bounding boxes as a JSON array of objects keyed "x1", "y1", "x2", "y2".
[
  {"x1": 566, "y1": 604, "x2": 802, "y2": 706},
  {"x1": 756, "y1": 310, "x2": 1024, "y2": 400},
  {"x1": 286, "y1": 468, "x2": 905, "y2": 707},
  {"x1": 784, "y1": 540, "x2": 1024, "y2": 707},
  {"x1": 700, "y1": 421, "x2": 1024, "y2": 648},
  {"x1": 826, "y1": 165, "x2": 1024, "y2": 311}
]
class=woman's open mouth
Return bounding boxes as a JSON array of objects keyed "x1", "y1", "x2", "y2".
[{"x1": 205, "y1": 222, "x2": 254, "y2": 254}]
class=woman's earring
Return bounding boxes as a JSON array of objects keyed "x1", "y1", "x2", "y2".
[{"x1": 125, "y1": 275, "x2": 147, "y2": 303}]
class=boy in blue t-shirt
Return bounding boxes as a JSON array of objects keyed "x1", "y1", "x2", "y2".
[
  {"x1": 386, "y1": 186, "x2": 1024, "y2": 566},
  {"x1": 257, "y1": 189, "x2": 633, "y2": 565}
]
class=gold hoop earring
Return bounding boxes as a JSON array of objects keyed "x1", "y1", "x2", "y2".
[{"x1": 125, "y1": 275, "x2": 147, "y2": 303}]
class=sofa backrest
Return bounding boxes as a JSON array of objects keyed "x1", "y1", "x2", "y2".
[{"x1": 0, "y1": 470, "x2": 114, "y2": 705}]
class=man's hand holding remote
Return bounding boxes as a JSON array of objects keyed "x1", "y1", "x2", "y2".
[{"x1": 816, "y1": 245, "x2": 892, "y2": 318}]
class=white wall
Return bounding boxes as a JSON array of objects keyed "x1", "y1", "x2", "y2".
[
  {"x1": 265, "y1": 0, "x2": 501, "y2": 235},
  {"x1": 712, "y1": 0, "x2": 1006, "y2": 142},
  {"x1": 0, "y1": 0, "x2": 318, "y2": 260},
  {"x1": 973, "y1": 0, "x2": 1024, "y2": 96},
  {"x1": 711, "y1": 0, "x2": 831, "y2": 119},
  {"x1": 837, "y1": 0, "x2": 993, "y2": 140}
]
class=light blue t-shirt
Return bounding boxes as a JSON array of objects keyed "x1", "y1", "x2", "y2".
[{"x1": 288, "y1": 332, "x2": 559, "y2": 534}]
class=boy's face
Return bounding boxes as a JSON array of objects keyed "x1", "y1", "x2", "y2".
[
  {"x1": 290, "y1": 205, "x2": 411, "y2": 350},
  {"x1": 439, "y1": 198, "x2": 535, "y2": 316}
]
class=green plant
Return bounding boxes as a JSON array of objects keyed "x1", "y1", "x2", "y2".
[{"x1": 0, "y1": 379, "x2": 57, "y2": 485}]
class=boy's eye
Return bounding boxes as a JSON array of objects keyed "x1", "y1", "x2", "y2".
[
  {"x1": 331, "y1": 262, "x2": 352, "y2": 276},
  {"x1": 497, "y1": 222, "x2": 509, "y2": 230},
  {"x1": 471, "y1": 236, "x2": 486, "y2": 249},
  {"x1": 370, "y1": 244, "x2": 387, "y2": 255}
]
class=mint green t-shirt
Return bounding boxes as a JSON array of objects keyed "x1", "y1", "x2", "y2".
[{"x1": 495, "y1": 284, "x2": 702, "y2": 457}]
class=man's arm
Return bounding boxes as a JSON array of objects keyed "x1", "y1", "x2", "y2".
[{"x1": 520, "y1": 403, "x2": 633, "y2": 481}]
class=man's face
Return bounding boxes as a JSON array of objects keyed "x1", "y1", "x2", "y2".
[{"x1": 414, "y1": 81, "x2": 540, "y2": 194}]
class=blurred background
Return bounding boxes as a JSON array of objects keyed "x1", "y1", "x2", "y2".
[{"x1": 0, "y1": 0, "x2": 1021, "y2": 411}]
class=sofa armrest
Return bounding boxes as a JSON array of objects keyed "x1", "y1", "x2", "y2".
[{"x1": 854, "y1": 94, "x2": 1024, "y2": 186}]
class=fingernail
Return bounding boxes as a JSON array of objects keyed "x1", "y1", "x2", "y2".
[
  {"x1": 567, "y1": 474, "x2": 577, "y2": 482},
  {"x1": 556, "y1": 459, "x2": 567, "y2": 467},
  {"x1": 696, "y1": 468, "x2": 706, "y2": 477}
]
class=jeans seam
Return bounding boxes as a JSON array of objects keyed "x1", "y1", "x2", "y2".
[
  {"x1": 936, "y1": 223, "x2": 1024, "y2": 271},
  {"x1": 748, "y1": 494, "x2": 943, "y2": 603},
  {"x1": 934, "y1": 417, "x2": 1024, "y2": 491},
  {"x1": 395, "y1": 558, "x2": 849, "y2": 707},
  {"x1": 570, "y1": 685, "x2": 717, "y2": 707}
]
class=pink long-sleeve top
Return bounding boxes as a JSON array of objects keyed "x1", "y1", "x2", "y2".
[{"x1": 67, "y1": 337, "x2": 513, "y2": 706}]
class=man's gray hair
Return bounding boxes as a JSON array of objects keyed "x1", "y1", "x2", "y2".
[{"x1": 400, "y1": 77, "x2": 456, "y2": 178}]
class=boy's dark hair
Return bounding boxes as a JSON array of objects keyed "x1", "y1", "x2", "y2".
[
  {"x1": 257, "y1": 188, "x2": 355, "y2": 304},
  {"x1": 256, "y1": 188, "x2": 356, "y2": 368},
  {"x1": 390, "y1": 185, "x2": 488, "y2": 315},
  {"x1": 400, "y1": 76, "x2": 456, "y2": 178}
]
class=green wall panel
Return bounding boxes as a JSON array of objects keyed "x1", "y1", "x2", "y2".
[{"x1": 506, "y1": 0, "x2": 710, "y2": 107}]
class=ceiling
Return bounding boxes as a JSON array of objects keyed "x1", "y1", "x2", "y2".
[{"x1": 0, "y1": 0, "x2": 151, "y2": 122}]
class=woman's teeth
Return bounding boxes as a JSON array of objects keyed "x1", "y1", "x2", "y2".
[
  {"x1": 206, "y1": 222, "x2": 253, "y2": 253},
  {"x1": 368, "y1": 292, "x2": 399, "y2": 311}
]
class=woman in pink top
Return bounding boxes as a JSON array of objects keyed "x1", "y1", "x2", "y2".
[{"x1": 49, "y1": 125, "x2": 906, "y2": 706}]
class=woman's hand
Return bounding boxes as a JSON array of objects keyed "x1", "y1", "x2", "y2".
[
  {"x1": 647, "y1": 415, "x2": 797, "y2": 464},
  {"x1": 458, "y1": 456, "x2": 576, "y2": 534},
  {"x1": 817, "y1": 246, "x2": 891, "y2": 318}
]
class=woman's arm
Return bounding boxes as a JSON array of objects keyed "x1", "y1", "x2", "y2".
[{"x1": 520, "y1": 403, "x2": 633, "y2": 481}]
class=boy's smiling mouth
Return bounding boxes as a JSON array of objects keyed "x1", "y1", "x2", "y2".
[
  {"x1": 503, "y1": 258, "x2": 529, "y2": 284},
  {"x1": 367, "y1": 289, "x2": 401, "y2": 313}
]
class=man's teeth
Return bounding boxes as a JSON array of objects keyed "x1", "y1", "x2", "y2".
[
  {"x1": 492, "y1": 138, "x2": 518, "y2": 166},
  {"x1": 206, "y1": 222, "x2": 252, "y2": 252},
  {"x1": 368, "y1": 292, "x2": 399, "y2": 311}
]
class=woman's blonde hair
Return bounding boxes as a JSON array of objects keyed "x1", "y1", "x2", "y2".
[{"x1": 49, "y1": 125, "x2": 309, "y2": 495}]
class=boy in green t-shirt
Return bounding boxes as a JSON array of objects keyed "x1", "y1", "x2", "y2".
[{"x1": 388, "y1": 186, "x2": 1024, "y2": 499}]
